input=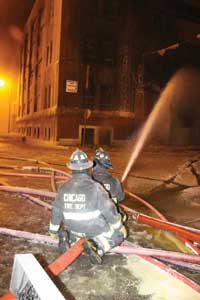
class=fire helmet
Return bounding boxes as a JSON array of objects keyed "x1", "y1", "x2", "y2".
[
  {"x1": 67, "y1": 149, "x2": 93, "y2": 171},
  {"x1": 93, "y1": 147, "x2": 113, "y2": 169}
]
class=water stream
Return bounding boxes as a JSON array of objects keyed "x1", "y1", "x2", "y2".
[{"x1": 121, "y1": 68, "x2": 193, "y2": 183}]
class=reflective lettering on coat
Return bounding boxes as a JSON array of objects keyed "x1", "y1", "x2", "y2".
[
  {"x1": 104, "y1": 183, "x2": 110, "y2": 191},
  {"x1": 64, "y1": 194, "x2": 86, "y2": 202},
  {"x1": 64, "y1": 203, "x2": 85, "y2": 209},
  {"x1": 64, "y1": 193, "x2": 86, "y2": 210}
]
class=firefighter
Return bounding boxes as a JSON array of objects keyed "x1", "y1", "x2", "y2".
[
  {"x1": 49, "y1": 149, "x2": 127, "y2": 264},
  {"x1": 92, "y1": 147, "x2": 127, "y2": 222}
]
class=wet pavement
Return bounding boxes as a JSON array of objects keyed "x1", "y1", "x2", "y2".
[{"x1": 0, "y1": 136, "x2": 200, "y2": 298}]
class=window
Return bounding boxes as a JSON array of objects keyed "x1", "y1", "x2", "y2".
[
  {"x1": 100, "y1": 85, "x2": 113, "y2": 110},
  {"x1": 23, "y1": 34, "x2": 28, "y2": 75},
  {"x1": 49, "y1": 41, "x2": 53, "y2": 63},
  {"x1": 43, "y1": 85, "x2": 51, "y2": 109},
  {"x1": 103, "y1": 0, "x2": 119, "y2": 20},
  {"x1": 48, "y1": 85, "x2": 51, "y2": 108},
  {"x1": 83, "y1": 37, "x2": 97, "y2": 63},
  {"x1": 44, "y1": 87, "x2": 47, "y2": 109},
  {"x1": 50, "y1": 0, "x2": 54, "y2": 17},
  {"x1": 81, "y1": 128, "x2": 94, "y2": 146},
  {"x1": 34, "y1": 96, "x2": 38, "y2": 112},
  {"x1": 27, "y1": 100, "x2": 30, "y2": 115},
  {"x1": 33, "y1": 128, "x2": 37, "y2": 137},
  {"x1": 37, "y1": 128, "x2": 40, "y2": 138},
  {"x1": 46, "y1": 42, "x2": 53, "y2": 65},
  {"x1": 46, "y1": 46, "x2": 49, "y2": 65},
  {"x1": 99, "y1": 128, "x2": 111, "y2": 145},
  {"x1": 87, "y1": 0, "x2": 98, "y2": 16},
  {"x1": 82, "y1": 65, "x2": 95, "y2": 109},
  {"x1": 30, "y1": 23, "x2": 34, "y2": 71},
  {"x1": 45, "y1": 128, "x2": 50, "y2": 140},
  {"x1": 34, "y1": 66, "x2": 38, "y2": 112},
  {"x1": 101, "y1": 40, "x2": 115, "y2": 65}
]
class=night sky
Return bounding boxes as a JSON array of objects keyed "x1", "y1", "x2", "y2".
[
  {"x1": 0, "y1": 0, "x2": 200, "y2": 78},
  {"x1": 0, "y1": 0, "x2": 34, "y2": 74},
  {"x1": 0, "y1": 0, "x2": 34, "y2": 27}
]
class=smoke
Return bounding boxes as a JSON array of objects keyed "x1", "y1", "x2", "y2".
[
  {"x1": 8, "y1": 25, "x2": 24, "y2": 44},
  {"x1": 121, "y1": 67, "x2": 200, "y2": 182}
]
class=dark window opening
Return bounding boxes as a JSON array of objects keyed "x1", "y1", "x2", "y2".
[
  {"x1": 81, "y1": 128, "x2": 94, "y2": 146},
  {"x1": 87, "y1": 0, "x2": 98, "y2": 16},
  {"x1": 103, "y1": 0, "x2": 119, "y2": 20},
  {"x1": 99, "y1": 129, "x2": 111, "y2": 145},
  {"x1": 37, "y1": 128, "x2": 40, "y2": 138},
  {"x1": 48, "y1": 85, "x2": 51, "y2": 108},
  {"x1": 44, "y1": 127, "x2": 51, "y2": 140},
  {"x1": 83, "y1": 37, "x2": 97, "y2": 63},
  {"x1": 46, "y1": 46, "x2": 49, "y2": 65},
  {"x1": 101, "y1": 40, "x2": 115, "y2": 65},
  {"x1": 27, "y1": 101, "x2": 30, "y2": 114},
  {"x1": 100, "y1": 85, "x2": 113, "y2": 110},
  {"x1": 50, "y1": 0, "x2": 54, "y2": 17},
  {"x1": 27, "y1": 127, "x2": 31, "y2": 137},
  {"x1": 33, "y1": 128, "x2": 37, "y2": 137},
  {"x1": 82, "y1": 65, "x2": 95, "y2": 109},
  {"x1": 44, "y1": 87, "x2": 47, "y2": 109},
  {"x1": 34, "y1": 67, "x2": 38, "y2": 112},
  {"x1": 49, "y1": 41, "x2": 53, "y2": 63},
  {"x1": 48, "y1": 128, "x2": 51, "y2": 140}
]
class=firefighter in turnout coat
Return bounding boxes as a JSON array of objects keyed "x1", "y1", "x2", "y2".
[
  {"x1": 92, "y1": 147, "x2": 127, "y2": 222},
  {"x1": 49, "y1": 149, "x2": 127, "y2": 264}
]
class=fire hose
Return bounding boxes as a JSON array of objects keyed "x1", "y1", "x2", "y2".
[
  {"x1": 1, "y1": 158, "x2": 200, "y2": 298},
  {"x1": 1, "y1": 227, "x2": 200, "y2": 269},
  {"x1": 1, "y1": 184, "x2": 200, "y2": 245},
  {"x1": 124, "y1": 190, "x2": 200, "y2": 255},
  {"x1": 0, "y1": 161, "x2": 200, "y2": 253},
  {"x1": 0, "y1": 156, "x2": 70, "y2": 193},
  {"x1": 2, "y1": 171, "x2": 194, "y2": 250},
  {"x1": 1, "y1": 234, "x2": 200, "y2": 300},
  {"x1": 0, "y1": 171, "x2": 67, "y2": 180}
]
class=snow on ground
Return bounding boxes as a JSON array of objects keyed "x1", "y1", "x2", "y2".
[{"x1": 0, "y1": 136, "x2": 200, "y2": 298}]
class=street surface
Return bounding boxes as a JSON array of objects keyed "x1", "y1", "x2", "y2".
[{"x1": 0, "y1": 135, "x2": 200, "y2": 298}]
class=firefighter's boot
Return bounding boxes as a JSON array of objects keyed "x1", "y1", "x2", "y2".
[
  {"x1": 58, "y1": 230, "x2": 70, "y2": 254},
  {"x1": 83, "y1": 239, "x2": 104, "y2": 264}
]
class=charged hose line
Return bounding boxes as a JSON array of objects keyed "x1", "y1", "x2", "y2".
[
  {"x1": 0, "y1": 155, "x2": 70, "y2": 192},
  {"x1": 0, "y1": 171, "x2": 67, "y2": 180},
  {"x1": 1, "y1": 157, "x2": 199, "y2": 254},
  {"x1": 1, "y1": 227, "x2": 200, "y2": 270}
]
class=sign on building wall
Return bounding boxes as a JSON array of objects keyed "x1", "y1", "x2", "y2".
[
  {"x1": 66, "y1": 80, "x2": 78, "y2": 93},
  {"x1": 10, "y1": 254, "x2": 65, "y2": 300}
]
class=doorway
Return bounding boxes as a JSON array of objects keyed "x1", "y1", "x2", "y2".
[{"x1": 81, "y1": 127, "x2": 94, "y2": 146}]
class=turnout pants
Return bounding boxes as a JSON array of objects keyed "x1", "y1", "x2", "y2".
[{"x1": 69, "y1": 226, "x2": 126, "y2": 253}]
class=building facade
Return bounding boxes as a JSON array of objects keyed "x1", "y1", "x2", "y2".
[
  {"x1": 17, "y1": 0, "x2": 135, "y2": 146},
  {"x1": 17, "y1": 0, "x2": 200, "y2": 146}
]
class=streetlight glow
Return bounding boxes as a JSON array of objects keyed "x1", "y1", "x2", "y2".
[{"x1": 0, "y1": 79, "x2": 6, "y2": 87}]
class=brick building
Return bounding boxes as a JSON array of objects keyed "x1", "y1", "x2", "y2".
[
  {"x1": 17, "y1": 0, "x2": 135, "y2": 146},
  {"x1": 17, "y1": 0, "x2": 200, "y2": 145}
]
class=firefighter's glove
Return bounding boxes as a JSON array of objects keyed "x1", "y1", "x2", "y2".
[
  {"x1": 49, "y1": 232, "x2": 57, "y2": 239},
  {"x1": 112, "y1": 197, "x2": 117, "y2": 204}
]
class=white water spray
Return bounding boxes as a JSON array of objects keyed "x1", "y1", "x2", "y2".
[{"x1": 121, "y1": 68, "x2": 198, "y2": 183}]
